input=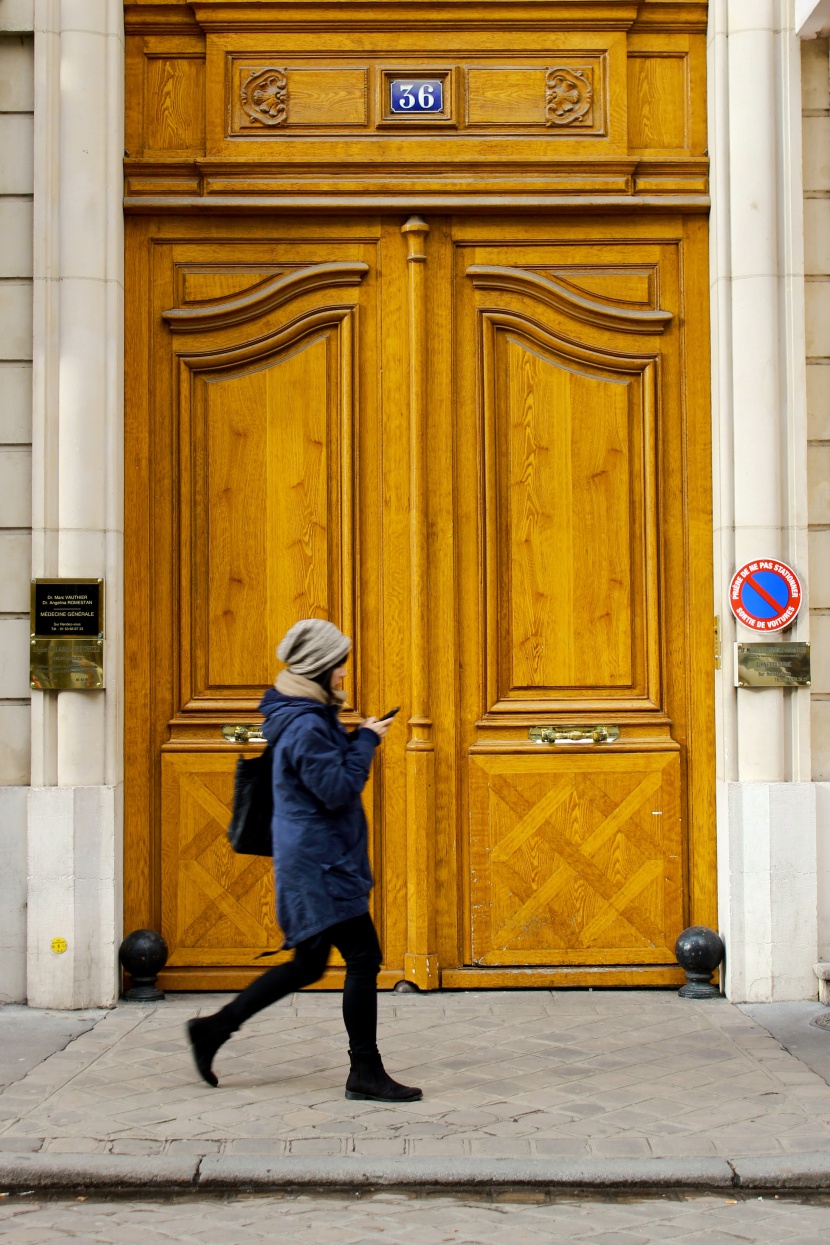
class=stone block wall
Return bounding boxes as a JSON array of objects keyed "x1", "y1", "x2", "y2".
[
  {"x1": 803, "y1": 36, "x2": 830, "y2": 963},
  {"x1": 0, "y1": 12, "x2": 33, "y2": 1004},
  {"x1": 805, "y1": 39, "x2": 830, "y2": 777}
]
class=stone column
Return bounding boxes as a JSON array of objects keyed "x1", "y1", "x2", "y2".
[
  {"x1": 27, "y1": 0, "x2": 124, "y2": 1008},
  {"x1": 710, "y1": 0, "x2": 817, "y2": 1000}
]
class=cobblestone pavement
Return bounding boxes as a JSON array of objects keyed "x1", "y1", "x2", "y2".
[
  {"x1": 1, "y1": 1190, "x2": 830, "y2": 1243},
  {"x1": 1, "y1": 991, "x2": 830, "y2": 1162}
]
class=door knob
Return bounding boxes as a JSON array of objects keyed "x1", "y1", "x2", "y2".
[
  {"x1": 529, "y1": 725, "x2": 620, "y2": 746},
  {"x1": 221, "y1": 724, "x2": 266, "y2": 744}
]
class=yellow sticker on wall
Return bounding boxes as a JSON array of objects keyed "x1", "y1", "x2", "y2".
[{"x1": 51, "y1": 937, "x2": 68, "y2": 954}]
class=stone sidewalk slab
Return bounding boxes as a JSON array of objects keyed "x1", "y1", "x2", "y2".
[
  {"x1": 0, "y1": 990, "x2": 829, "y2": 1191},
  {"x1": 0, "y1": 1007, "x2": 105, "y2": 1092},
  {"x1": 741, "y1": 1001, "x2": 830, "y2": 1084}
]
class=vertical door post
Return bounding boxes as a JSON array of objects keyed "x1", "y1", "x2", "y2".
[{"x1": 401, "y1": 215, "x2": 439, "y2": 988}]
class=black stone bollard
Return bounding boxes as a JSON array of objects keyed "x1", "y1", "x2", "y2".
[
  {"x1": 393, "y1": 980, "x2": 421, "y2": 993},
  {"x1": 119, "y1": 929, "x2": 169, "y2": 1001},
  {"x1": 675, "y1": 926, "x2": 725, "y2": 999}
]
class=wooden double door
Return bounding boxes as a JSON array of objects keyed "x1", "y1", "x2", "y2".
[{"x1": 124, "y1": 211, "x2": 715, "y2": 992}]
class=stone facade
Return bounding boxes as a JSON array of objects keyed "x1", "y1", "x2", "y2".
[
  {"x1": 805, "y1": 46, "x2": 830, "y2": 781},
  {"x1": 0, "y1": 0, "x2": 828, "y2": 1007},
  {"x1": 802, "y1": 33, "x2": 830, "y2": 963},
  {"x1": 0, "y1": 2, "x2": 33, "y2": 1005}
]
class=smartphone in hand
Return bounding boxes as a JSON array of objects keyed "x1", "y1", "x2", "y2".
[{"x1": 379, "y1": 706, "x2": 400, "y2": 721}]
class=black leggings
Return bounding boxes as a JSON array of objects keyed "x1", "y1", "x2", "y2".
[{"x1": 216, "y1": 911, "x2": 382, "y2": 1056}]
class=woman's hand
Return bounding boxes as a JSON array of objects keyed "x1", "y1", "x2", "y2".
[{"x1": 361, "y1": 716, "x2": 393, "y2": 740}]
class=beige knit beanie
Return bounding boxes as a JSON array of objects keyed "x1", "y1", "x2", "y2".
[{"x1": 276, "y1": 619, "x2": 351, "y2": 679}]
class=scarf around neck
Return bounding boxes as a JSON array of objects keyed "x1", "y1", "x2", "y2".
[{"x1": 275, "y1": 668, "x2": 347, "y2": 710}]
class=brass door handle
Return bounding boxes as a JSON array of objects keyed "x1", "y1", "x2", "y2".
[
  {"x1": 222, "y1": 724, "x2": 266, "y2": 744},
  {"x1": 529, "y1": 725, "x2": 620, "y2": 746}
]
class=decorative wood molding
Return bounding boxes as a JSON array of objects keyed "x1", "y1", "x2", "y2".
[
  {"x1": 126, "y1": 0, "x2": 708, "y2": 36},
  {"x1": 179, "y1": 3, "x2": 646, "y2": 33},
  {"x1": 173, "y1": 308, "x2": 357, "y2": 725},
  {"x1": 162, "y1": 261, "x2": 369, "y2": 331},
  {"x1": 466, "y1": 264, "x2": 673, "y2": 334},
  {"x1": 545, "y1": 67, "x2": 593, "y2": 127},
  {"x1": 175, "y1": 307, "x2": 354, "y2": 374},
  {"x1": 473, "y1": 308, "x2": 661, "y2": 716},
  {"x1": 123, "y1": 162, "x2": 711, "y2": 212},
  {"x1": 400, "y1": 214, "x2": 439, "y2": 990},
  {"x1": 401, "y1": 215, "x2": 431, "y2": 737},
  {"x1": 239, "y1": 67, "x2": 288, "y2": 127},
  {"x1": 127, "y1": 193, "x2": 711, "y2": 216}
]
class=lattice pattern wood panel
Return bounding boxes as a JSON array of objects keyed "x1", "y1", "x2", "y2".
[
  {"x1": 161, "y1": 753, "x2": 283, "y2": 967},
  {"x1": 469, "y1": 751, "x2": 682, "y2": 966}
]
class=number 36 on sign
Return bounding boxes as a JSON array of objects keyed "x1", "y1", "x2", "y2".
[{"x1": 390, "y1": 79, "x2": 444, "y2": 114}]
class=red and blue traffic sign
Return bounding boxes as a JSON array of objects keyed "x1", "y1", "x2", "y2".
[{"x1": 729, "y1": 560, "x2": 803, "y2": 633}]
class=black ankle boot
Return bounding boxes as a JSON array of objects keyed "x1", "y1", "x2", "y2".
[
  {"x1": 345, "y1": 1049, "x2": 422, "y2": 1102},
  {"x1": 186, "y1": 1014, "x2": 233, "y2": 1087}
]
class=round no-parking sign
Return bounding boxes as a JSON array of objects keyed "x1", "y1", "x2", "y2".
[{"x1": 729, "y1": 560, "x2": 803, "y2": 633}]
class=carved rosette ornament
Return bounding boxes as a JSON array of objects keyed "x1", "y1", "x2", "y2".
[
  {"x1": 240, "y1": 67, "x2": 288, "y2": 127},
  {"x1": 545, "y1": 67, "x2": 593, "y2": 127}
]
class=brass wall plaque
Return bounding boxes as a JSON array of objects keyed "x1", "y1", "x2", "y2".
[
  {"x1": 30, "y1": 579, "x2": 104, "y2": 690},
  {"x1": 736, "y1": 642, "x2": 810, "y2": 689}
]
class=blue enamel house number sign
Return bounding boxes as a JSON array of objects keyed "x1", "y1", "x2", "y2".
[{"x1": 390, "y1": 79, "x2": 444, "y2": 114}]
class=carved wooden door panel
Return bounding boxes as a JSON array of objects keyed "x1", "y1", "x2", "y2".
[
  {"x1": 125, "y1": 214, "x2": 714, "y2": 992},
  {"x1": 125, "y1": 218, "x2": 407, "y2": 990},
  {"x1": 123, "y1": 0, "x2": 715, "y2": 994},
  {"x1": 446, "y1": 219, "x2": 715, "y2": 987}
]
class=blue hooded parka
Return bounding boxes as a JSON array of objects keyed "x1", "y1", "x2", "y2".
[{"x1": 258, "y1": 688, "x2": 379, "y2": 948}]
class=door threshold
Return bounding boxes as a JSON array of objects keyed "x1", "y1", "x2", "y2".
[{"x1": 441, "y1": 966, "x2": 685, "y2": 989}]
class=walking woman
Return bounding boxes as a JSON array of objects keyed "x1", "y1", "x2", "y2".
[{"x1": 187, "y1": 619, "x2": 422, "y2": 1103}]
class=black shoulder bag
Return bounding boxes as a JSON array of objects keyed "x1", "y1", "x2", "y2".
[{"x1": 226, "y1": 746, "x2": 274, "y2": 856}]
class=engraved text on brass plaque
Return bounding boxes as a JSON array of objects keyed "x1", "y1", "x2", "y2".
[
  {"x1": 30, "y1": 579, "x2": 104, "y2": 690},
  {"x1": 736, "y1": 642, "x2": 810, "y2": 689}
]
